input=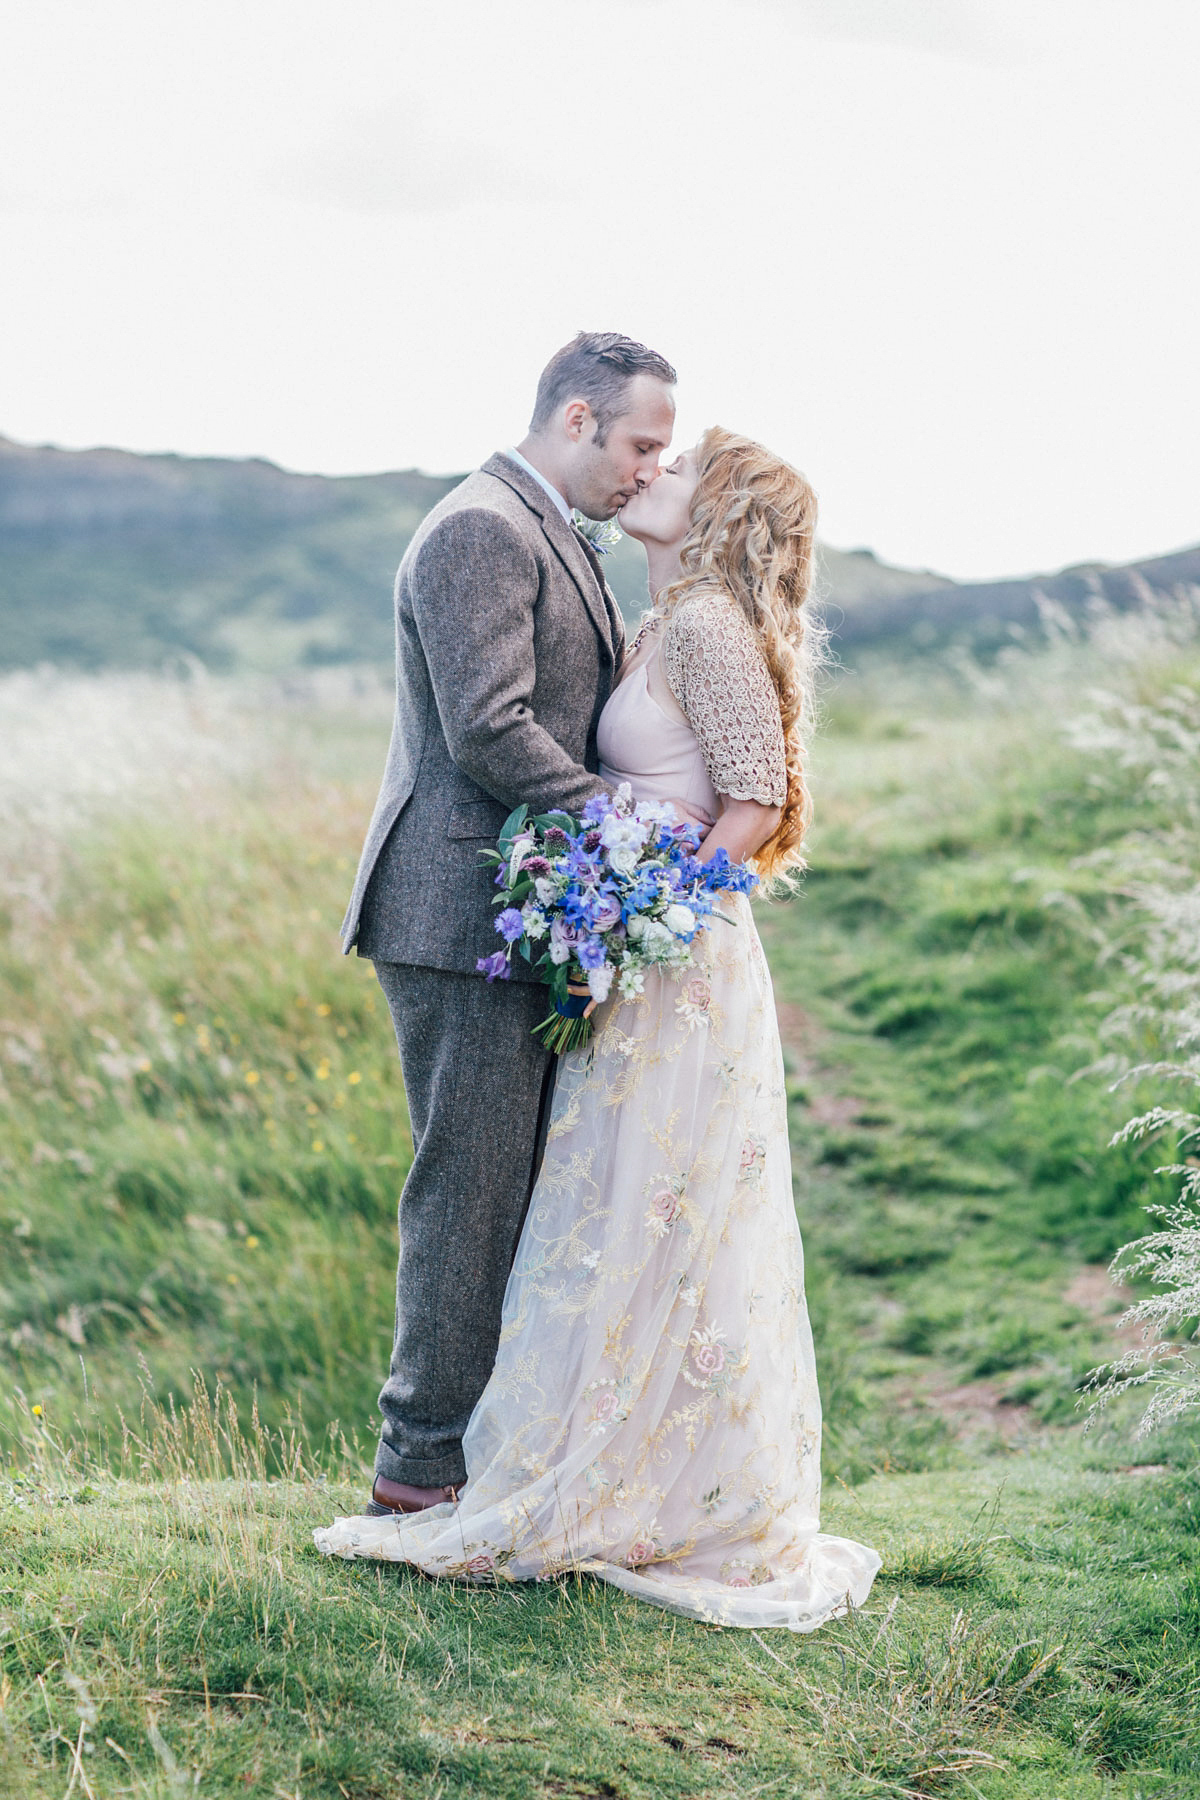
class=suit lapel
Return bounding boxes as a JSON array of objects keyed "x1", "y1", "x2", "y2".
[
  {"x1": 572, "y1": 526, "x2": 627, "y2": 664},
  {"x1": 483, "y1": 453, "x2": 619, "y2": 667}
]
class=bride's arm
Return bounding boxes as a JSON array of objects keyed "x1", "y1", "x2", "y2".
[
  {"x1": 695, "y1": 796, "x2": 781, "y2": 865},
  {"x1": 661, "y1": 591, "x2": 789, "y2": 867}
]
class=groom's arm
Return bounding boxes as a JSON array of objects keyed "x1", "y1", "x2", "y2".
[{"x1": 410, "y1": 508, "x2": 609, "y2": 816}]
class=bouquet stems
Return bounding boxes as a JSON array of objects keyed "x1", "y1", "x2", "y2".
[{"x1": 534, "y1": 1009, "x2": 595, "y2": 1054}]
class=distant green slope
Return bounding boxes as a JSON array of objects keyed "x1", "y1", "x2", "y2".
[
  {"x1": 0, "y1": 434, "x2": 952, "y2": 673},
  {"x1": 0, "y1": 436, "x2": 460, "y2": 671},
  {"x1": 4, "y1": 433, "x2": 1194, "y2": 672}
]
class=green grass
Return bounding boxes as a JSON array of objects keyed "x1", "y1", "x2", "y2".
[
  {"x1": 3, "y1": 646, "x2": 1199, "y2": 1795},
  {"x1": 3, "y1": 1393, "x2": 1197, "y2": 1798}
]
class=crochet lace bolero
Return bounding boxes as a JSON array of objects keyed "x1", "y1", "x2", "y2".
[{"x1": 659, "y1": 590, "x2": 788, "y2": 808}]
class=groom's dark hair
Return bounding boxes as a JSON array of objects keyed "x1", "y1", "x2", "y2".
[{"x1": 529, "y1": 331, "x2": 676, "y2": 445}]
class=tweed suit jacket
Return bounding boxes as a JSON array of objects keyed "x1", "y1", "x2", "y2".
[{"x1": 345, "y1": 452, "x2": 627, "y2": 980}]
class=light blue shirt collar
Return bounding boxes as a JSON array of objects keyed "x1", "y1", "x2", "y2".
[{"x1": 504, "y1": 447, "x2": 573, "y2": 526}]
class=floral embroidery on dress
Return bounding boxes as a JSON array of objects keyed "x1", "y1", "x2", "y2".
[
  {"x1": 738, "y1": 1137, "x2": 767, "y2": 1184},
  {"x1": 585, "y1": 1380, "x2": 631, "y2": 1435},
  {"x1": 676, "y1": 972, "x2": 713, "y2": 1033},
  {"x1": 645, "y1": 1181, "x2": 684, "y2": 1237}
]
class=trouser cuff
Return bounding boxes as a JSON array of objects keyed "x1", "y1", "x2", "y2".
[{"x1": 374, "y1": 1440, "x2": 468, "y2": 1490}]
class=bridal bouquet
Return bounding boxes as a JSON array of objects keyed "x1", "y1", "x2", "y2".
[{"x1": 476, "y1": 784, "x2": 757, "y2": 1052}]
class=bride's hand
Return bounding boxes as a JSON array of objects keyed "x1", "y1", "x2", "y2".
[
  {"x1": 566, "y1": 980, "x2": 598, "y2": 1019},
  {"x1": 668, "y1": 797, "x2": 715, "y2": 832}
]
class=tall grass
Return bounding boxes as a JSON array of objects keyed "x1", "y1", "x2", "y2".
[
  {"x1": 1068, "y1": 679, "x2": 1200, "y2": 1433},
  {"x1": 1, "y1": 666, "x2": 405, "y2": 1468}
]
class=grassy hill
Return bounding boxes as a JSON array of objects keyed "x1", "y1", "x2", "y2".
[{"x1": 2, "y1": 615, "x2": 1198, "y2": 1794}]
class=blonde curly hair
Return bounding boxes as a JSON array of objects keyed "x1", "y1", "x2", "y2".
[{"x1": 659, "y1": 426, "x2": 824, "y2": 880}]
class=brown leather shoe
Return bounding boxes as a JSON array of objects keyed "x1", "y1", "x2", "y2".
[{"x1": 365, "y1": 1474, "x2": 460, "y2": 1517}]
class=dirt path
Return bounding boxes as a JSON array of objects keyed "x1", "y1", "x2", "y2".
[{"x1": 774, "y1": 999, "x2": 1152, "y2": 1452}]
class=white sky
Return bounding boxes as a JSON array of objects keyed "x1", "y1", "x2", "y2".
[{"x1": 2, "y1": 0, "x2": 1196, "y2": 580}]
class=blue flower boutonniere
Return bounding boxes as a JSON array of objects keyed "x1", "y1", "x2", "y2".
[{"x1": 571, "y1": 511, "x2": 622, "y2": 558}]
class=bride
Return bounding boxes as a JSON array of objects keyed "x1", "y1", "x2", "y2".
[{"x1": 315, "y1": 428, "x2": 881, "y2": 1631}]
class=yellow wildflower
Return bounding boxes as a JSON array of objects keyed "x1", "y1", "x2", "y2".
[
  {"x1": 244, "y1": 1070, "x2": 260, "y2": 1086},
  {"x1": 31, "y1": 1404, "x2": 43, "y2": 1417},
  {"x1": 347, "y1": 1071, "x2": 362, "y2": 1085},
  {"x1": 316, "y1": 1003, "x2": 332, "y2": 1018}
]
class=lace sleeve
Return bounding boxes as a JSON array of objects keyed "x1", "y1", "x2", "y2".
[{"x1": 661, "y1": 592, "x2": 787, "y2": 805}]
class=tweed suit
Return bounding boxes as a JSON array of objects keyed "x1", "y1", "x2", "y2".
[{"x1": 348, "y1": 452, "x2": 625, "y2": 1488}]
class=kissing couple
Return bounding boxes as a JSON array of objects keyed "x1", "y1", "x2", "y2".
[{"x1": 314, "y1": 331, "x2": 881, "y2": 1631}]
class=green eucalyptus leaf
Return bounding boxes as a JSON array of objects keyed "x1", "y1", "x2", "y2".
[{"x1": 498, "y1": 803, "x2": 530, "y2": 852}]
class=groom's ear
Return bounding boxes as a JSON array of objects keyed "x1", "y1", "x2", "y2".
[{"x1": 563, "y1": 399, "x2": 594, "y2": 443}]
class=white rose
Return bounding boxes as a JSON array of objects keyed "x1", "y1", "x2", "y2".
[
  {"x1": 663, "y1": 903, "x2": 696, "y2": 937},
  {"x1": 641, "y1": 921, "x2": 675, "y2": 957},
  {"x1": 625, "y1": 915, "x2": 648, "y2": 941}
]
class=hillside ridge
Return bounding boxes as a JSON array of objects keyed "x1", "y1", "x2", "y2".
[{"x1": 2, "y1": 432, "x2": 1195, "y2": 670}]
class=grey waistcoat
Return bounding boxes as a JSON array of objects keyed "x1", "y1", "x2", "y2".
[{"x1": 344, "y1": 452, "x2": 627, "y2": 981}]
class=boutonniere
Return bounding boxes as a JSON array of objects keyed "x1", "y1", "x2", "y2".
[{"x1": 571, "y1": 511, "x2": 622, "y2": 558}]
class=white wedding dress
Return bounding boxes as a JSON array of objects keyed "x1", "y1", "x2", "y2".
[{"x1": 314, "y1": 592, "x2": 881, "y2": 1631}]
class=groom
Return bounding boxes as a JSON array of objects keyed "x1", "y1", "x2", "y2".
[{"x1": 343, "y1": 330, "x2": 677, "y2": 1514}]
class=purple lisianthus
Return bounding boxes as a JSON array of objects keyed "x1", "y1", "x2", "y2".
[
  {"x1": 581, "y1": 792, "x2": 612, "y2": 826},
  {"x1": 495, "y1": 907, "x2": 525, "y2": 943},
  {"x1": 588, "y1": 893, "x2": 623, "y2": 932},
  {"x1": 476, "y1": 951, "x2": 511, "y2": 982},
  {"x1": 576, "y1": 935, "x2": 608, "y2": 971}
]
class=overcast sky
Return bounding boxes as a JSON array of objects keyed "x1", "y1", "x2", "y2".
[{"x1": 2, "y1": 0, "x2": 1196, "y2": 579}]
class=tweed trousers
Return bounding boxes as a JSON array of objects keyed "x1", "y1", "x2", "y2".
[{"x1": 370, "y1": 961, "x2": 555, "y2": 1488}]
